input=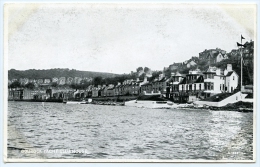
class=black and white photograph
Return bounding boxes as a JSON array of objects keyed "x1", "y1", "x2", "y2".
[{"x1": 4, "y1": 3, "x2": 256, "y2": 162}]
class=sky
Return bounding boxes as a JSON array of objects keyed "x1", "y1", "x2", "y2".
[{"x1": 6, "y1": 3, "x2": 256, "y2": 74}]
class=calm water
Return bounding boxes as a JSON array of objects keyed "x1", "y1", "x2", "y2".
[{"x1": 8, "y1": 102, "x2": 253, "y2": 160}]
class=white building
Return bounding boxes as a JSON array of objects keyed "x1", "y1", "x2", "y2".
[
  {"x1": 186, "y1": 60, "x2": 197, "y2": 68},
  {"x1": 215, "y1": 52, "x2": 228, "y2": 63},
  {"x1": 224, "y1": 64, "x2": 239, "y2": 93},
  {"x1": 203, "y1": 64, "x2": 238, "y2": 97}
]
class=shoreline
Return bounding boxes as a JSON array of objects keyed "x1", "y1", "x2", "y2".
[{"x1": 8, "y1": 99, "x2": 253, "y2": 112}]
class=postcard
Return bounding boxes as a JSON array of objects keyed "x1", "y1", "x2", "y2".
[{"x1": 4, "y1": 3, "x2": 257, "y2": 162}]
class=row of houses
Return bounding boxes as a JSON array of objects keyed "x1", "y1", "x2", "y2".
[
  {"x1": 9, "y1": 64, "x2": 240, "y2": 103},
  {"x1": 8, "y1": 76, "x2": 93, "y2": 86}
]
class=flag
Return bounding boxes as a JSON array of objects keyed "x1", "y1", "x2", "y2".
[
  {"x1": 237, "y1": 42, "x2": 245, "y2": 47},
  {"x1": 241, "y1": 35, "x2": 245, "y2": 40}
]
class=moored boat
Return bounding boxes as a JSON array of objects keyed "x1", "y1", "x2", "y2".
[
  {"x1": 124, "y1": 93, "x2": 173, "y2": 109},
  {"x1": 64, "y1": 100, "x2": 87, "y2": 104}
]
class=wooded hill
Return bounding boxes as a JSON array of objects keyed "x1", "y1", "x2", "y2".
[{"x1": 8, "y1": 68, "x2": 118, "y2": 80}]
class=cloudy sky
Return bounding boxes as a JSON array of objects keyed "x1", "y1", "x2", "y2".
[{"x1": 6, "y1": 3, "x2": 256, "y2": 74}]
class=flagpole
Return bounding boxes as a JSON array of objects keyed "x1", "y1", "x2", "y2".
[
  {"x1": 240, "y1": 36, "x2": 243, "y2": 91},
  {"x1": 240, "y1": 46, "x2": 242, "y2": 91}
]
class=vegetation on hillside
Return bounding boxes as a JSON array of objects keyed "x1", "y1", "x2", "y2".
[{"x1": 8, "y1": 68, "x2": 118, "y2": 80}]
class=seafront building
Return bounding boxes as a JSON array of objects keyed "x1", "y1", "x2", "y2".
[
  {"x1": 178, "y1": 69, "x2": 204, "y2": 103},
  {"x1": 8, "y1": 64, "x2": 242, "y2": 103}
]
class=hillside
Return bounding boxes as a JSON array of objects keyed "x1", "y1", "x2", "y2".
[
  {"x1": 164, "y1": 41, "x2": 254, "y2": 85},
  {"x1": 8, "y1": 68, "x2": 118, "y2": 80}
]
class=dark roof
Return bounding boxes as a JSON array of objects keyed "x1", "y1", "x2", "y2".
[
  {"x1": 194, "y1": 75, "x2": 204, "y2": 83},
  {"x1": 203, "y1": 71, "x2": 216, "y2": 74},
  {"x1": 208, "y1": 52, "x2": 219, "y2": 58},
  {"x1": 141, "y1": 83, "x2": 152, "y2": 86},
  {"x1": 154, "y1": 77, "x2": 167, "y2": 83},
  {"x1": 186, "y1": 73, "x2": 200, "y2": 76},
  {"x1": 179, "y1": 77, "x2": 187, "y2": 84},
  {"x1": 226, "y1": 71, "x2": 234, "y2": 76}
]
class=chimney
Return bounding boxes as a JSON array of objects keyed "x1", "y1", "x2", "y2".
[
  {"x1": 216, "y1": 69, "x2": 221, "y2": 75},
  {"x1": 227, "y1": 64, "x2": 232, "y2": 72},
  {"x1": 144, "y1": 76, "x2": 147, "y2": 82}
]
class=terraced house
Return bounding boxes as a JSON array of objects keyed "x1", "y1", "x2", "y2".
[
  {"x1": 178, "y1": 69, "x2": 204, "y2": 103},
  {"x1": 166, "y1": 72, "x2": 184, "y2": 102},
  {"x1": 152, "y1": 74, "x2": 167, "y2": 94},
  {"x1": 141, "y1": 82, "x2": 153, "y2": 94}
]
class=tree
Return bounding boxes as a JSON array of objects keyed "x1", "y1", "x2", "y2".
[
  {"x1": 139, "y1": 73, "x2": 146, "y2": 81},
  {"x1": 163, "y1": 68, "x2": 172, "y2": 78},
  {"x1": 25, "y1": 82, "x2": 35, "y2": 90},
  {"x1": 9, "y1": 81, "x2": 21, "y2": 89},
  {"x1": 144, "y1": 67, "x2": 151, "y2": 73},
  {"x1": 148, "y1": 71, "x2": 162, "y2": 81},
  {"x1": 93, "y1": 76, "x2": 103, "y2": 86},
  {"x1": 136, "y1": 67, "x2": 143, "y2": 72}
]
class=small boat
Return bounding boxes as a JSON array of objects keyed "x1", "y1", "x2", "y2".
[
  {"x1": 64, "y1": 100, "x2": 87, "y2": 104},
  {"x1": 124, "y1": 93, "x2": 173, "y2": 109}
]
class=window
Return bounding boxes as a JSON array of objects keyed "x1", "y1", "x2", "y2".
[
  {"x1": 233, "y1": 76, "x2": 235, "y2": 80},
  {"x1": 199, "y1": 84, "x2": 201, "y2": 90}
]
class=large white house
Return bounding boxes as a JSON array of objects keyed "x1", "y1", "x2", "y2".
[{"x1": 203, "y1": 64, "x2": 238, "y2": 97}]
